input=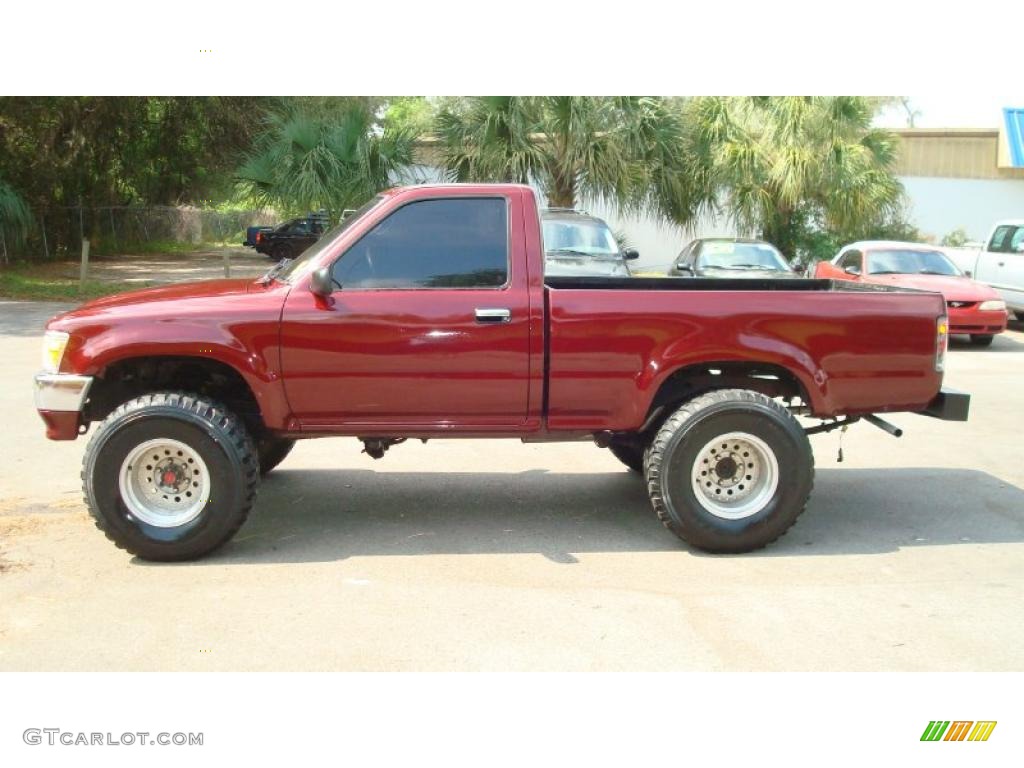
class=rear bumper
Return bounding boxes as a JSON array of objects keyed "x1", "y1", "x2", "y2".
[
  {"x1": 34, "y1": 373, "x2": 92, "y2": 440},
  {"x1": 918, "y1": 387, "x2": 970, "y2": 421}
]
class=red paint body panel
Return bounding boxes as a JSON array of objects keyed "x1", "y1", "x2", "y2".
[
  {"x1": 46, "y1": 278, "x2": 293, "y2": 429},
  {"x1": 39, "y1": 184, "x2": 951, "y2": 442},
  {"x1": 38, "y1": 410, "x2": 81, "y2": 440},
  {"x1": 278, "y1": 186, "x2": 546, "y2": 432},
  {"x1": 546, "y1": 286, "x2": 945, "y2": 427}
]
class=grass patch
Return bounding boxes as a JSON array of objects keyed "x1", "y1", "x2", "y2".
[
  {"x1": 90, "y1": 239, "x2": 238, "y2": 257},
  {"x1": 0, "y1": 267, "x2": 150, "y2": 302}
]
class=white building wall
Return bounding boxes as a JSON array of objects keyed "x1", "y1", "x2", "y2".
[{"x1": 899, "y1": 176, "x2": 1024, "y2": 242}]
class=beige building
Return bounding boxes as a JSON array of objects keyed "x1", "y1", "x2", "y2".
[{"x1": 892, "y1": 127, "x2": 1024, "y2": 242}]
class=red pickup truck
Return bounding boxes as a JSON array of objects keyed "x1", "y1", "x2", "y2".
[{"x1": 34, "y1": 184, "x2": 968, "y2": 561}]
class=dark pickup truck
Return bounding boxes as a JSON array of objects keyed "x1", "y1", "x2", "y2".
[
  {"x1": 246, "y1": 214, "x2": 328, "y2": 260},
  {"x1": 35, "y1": 184, "x2": 968, "y2": 561}
]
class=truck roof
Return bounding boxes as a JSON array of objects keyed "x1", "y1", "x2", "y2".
[{"x1": 382, "y1": 183, "x2": 533, "y2": 197}]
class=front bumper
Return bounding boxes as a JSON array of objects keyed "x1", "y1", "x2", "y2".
[
  {"x1": 947, "y1": 307, "x2": 1009, "y2": 335},
  {"x1": 34, "y1": 373, "x2": 93, "y2": 440},
  {"x1": 919, "y1": 387, "x2": 970, "y2": 421}
]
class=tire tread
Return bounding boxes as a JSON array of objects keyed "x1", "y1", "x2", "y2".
[
  {"x1": 644, "y1": 388, "x2": 814, "y2": 552},
  {"x1": 81, "y1": 391, "x2": 259, "y2": 559}
]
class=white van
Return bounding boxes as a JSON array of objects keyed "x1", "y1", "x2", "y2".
[{"x1": 957, "y1": 220, "x2": 1024, "y2": 320}]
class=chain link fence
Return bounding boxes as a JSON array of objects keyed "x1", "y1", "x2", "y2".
[{"x1": 4, "y1": 206, "x2": 279, "y2": 261}]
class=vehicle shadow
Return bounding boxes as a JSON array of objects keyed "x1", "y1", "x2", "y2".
[
  {"x1": 949, "y1": 331, "x2": 1024, "y2": 352},
  {"x1": 143, "y1": 466, "x2": 1024, "y2": 566}
]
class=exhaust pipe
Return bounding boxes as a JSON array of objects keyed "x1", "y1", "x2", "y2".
[{"x1": 863, "y1": 414, "x2": 903, "y2": 438}]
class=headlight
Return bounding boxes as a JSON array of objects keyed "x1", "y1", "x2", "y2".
[
  {"x1": 41, "y1": 330, "x2": 70, "y2": 373},
  {"x1": 978, "y1": 299, "x2": 1006, "y2": 312}
]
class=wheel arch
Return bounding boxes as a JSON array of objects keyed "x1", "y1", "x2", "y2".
[
  {"x1": 84, "y1": 354, "x2": 279, "y2": 435},
  {"x1": 641, "y1": 360, "x2": 815, "y2": 434}
]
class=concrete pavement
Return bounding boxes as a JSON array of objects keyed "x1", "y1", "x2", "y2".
[{"x1": 1, "y1": 300, "x2": 1022, "y2": 670}]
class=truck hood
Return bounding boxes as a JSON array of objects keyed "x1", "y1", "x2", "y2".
[
  {"x1": 861, "y1": 273, "x2": 1000, "y2": 302},
  {"x1": 47, "y1": 278, "x2": 272, "y2": 330}
]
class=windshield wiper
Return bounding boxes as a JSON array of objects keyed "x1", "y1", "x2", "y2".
[
  {"x1": 547, "y1": 248, "x2": 593, "y2": 258},
  {"x1": 918, "y1": 270, "x2": 951, "y2": 275},
  {"x1": 869, "y1": 270, "x2": 901, "y2": 275},
  {"x1": 260, "y1": 257, "x2": 294, "y2": 285}
]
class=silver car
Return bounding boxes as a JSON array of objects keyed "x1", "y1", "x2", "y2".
[{"x1": 542, "y1": 209, "x2": 639, "y2": 277}]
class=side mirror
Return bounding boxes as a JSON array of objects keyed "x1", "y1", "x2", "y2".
[
  {"x1": 843, "y1": 265, "x2": 861, "y2": 276},
  {"x1": 675, "y1": 262, "x2": 694, "y2": 274},
  {"x1": 309, "y1": 266, "x2": 335, "y2": 297},
  {"x1": 623, "y1": 248, "x2": 640, "y2": 261}
]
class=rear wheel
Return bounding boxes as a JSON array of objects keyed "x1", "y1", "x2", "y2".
[
  {"x1": 270, "y1": 243, "x2": 291, "y2": 261},
  {"x1": 607, "y1": 439, "x2": 644, "y2": 472},
  {"x1": 82, "y1": 392, "x2": 259, "y2": 561},
  {"x1": 970, "y1": 334, "x2": 994, "y2": 347},
  {"x1": 645, "y1": 389, "x2": 813, "y2": 553},
  {"x1": 257, "y1": 436, "x2": 295, "y2": 475}
]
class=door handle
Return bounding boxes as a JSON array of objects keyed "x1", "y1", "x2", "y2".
[
  {"x1": 475, "y1": 308, "x2": 511, "y2": 323},
  {"x1": 998, "y1": 261, "x2": 1005, "y2": 267}
]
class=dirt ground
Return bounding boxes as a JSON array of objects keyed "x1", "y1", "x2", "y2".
[
  {"x1": 41, "y1": 247, "x2": 273, "y2": 285},
  {"x1": 1, "y1": 300, "x2": 1023, "y2": 671}
]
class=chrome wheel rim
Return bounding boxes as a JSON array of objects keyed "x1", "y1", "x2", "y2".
[
  {"x1": 691, "y1": 431, "x2": 779, "y2": 520},
  {"x1": 118, "y1": 438, "x2": 210, "y2": 527}
]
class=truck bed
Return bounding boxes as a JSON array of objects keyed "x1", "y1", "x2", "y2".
[{"x1": 543, "y1": 277, "x2": 946, "y2": 430}]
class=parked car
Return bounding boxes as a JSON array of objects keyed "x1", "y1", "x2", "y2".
[
  {"x1": 670, "y1": 238, "x2": 796, "y2": 278},
  {"x1": 249, "y1": 214, "x2": 329, "y2": 261},
  {"x1": 814, "y1": 240, "x2": 1009, "y2": 346},
  {"x1": 35, "y1": 184, "x2": 967, "y2": 561},
  {"x1": 242, "y1": 225, "x2": 273, "y2": 248},
  {"x1": 944, "y1": 220, "x2": 1024, "y2": 321},
  {"x1": 541, "y1": 209, "x2": 638, "y2": 277}
]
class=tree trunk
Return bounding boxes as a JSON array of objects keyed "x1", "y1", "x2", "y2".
[
  {"x1": 547, "y1": 174, "x2": 576, "y2": 210},
  {"x1": 762, "y1": 207, "x2": 797, "y2": 260}
]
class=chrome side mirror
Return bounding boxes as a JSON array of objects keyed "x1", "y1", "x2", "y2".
[{"x1": 309, "y1": 266, "x2": 335, "y2": 297}]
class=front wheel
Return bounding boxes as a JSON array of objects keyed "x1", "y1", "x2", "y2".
[
  {"x1": 645, "y1": 389, "x2": 814, "y2": 553},
  {"x1": 970, "y1": 334, "x2": 994, "y2": 347},
  {"x1": 82, "y1": 392, "x2": 259, "y2": 561},
  {"x1": 257, "y1": 436, "x2": 295, "y2": 475}
]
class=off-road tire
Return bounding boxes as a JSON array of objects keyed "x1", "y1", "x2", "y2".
[
  {"x1": 607, "y1": 440, "x2": 644, "y2": 472},
  {"x1": 644, "y1": 388, "x2": 814, "y2": 553},
  {"x1": 257, "y1": 436, "x2": 295, "y2": 475},
  {"x1": 82, "y1": 392, "x2": 259, "y2": 561},
  {"x1": 969, "y1": 334, "x2": 994, "y2": 347}
]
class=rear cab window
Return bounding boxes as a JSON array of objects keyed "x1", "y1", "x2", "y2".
[{"x1": 988, "y1": 225, "x2": 1014, "y2": 252}]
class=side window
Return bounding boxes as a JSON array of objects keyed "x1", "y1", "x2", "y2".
[
  {"x1": 333, "y1": 198, "x2": 509, "y2": 289},
  {"x1": 988, "y1": 225, "x2": 1013, "y2": 253},
  {"x1": 838, "y1": 250, "x2": 862, "y2": 272},
  {"x1": 1009, "y1": 226, "x2": 1024, "y2": 253}
]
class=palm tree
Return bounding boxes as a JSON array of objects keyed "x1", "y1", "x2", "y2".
[
  {"x1": 0, "y1": 178, "x2": 32, "y2": 261},
  {"x1": 689, "y1": 96, "x2": 904, "y2": 257},
  {"x1": 437, "y1": 97, "x2": 716, "y2": 228},
  {"x1": 235, "y1": 103, "x2": 417, "y2": 218}
]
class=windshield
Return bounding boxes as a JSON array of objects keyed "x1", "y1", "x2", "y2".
[
  {"x1": 542, "y1": 217, "x2": 620, "y2": 258},
  {"x1": 696, "y1": 241, "x2": 791, "y2": 271},
  {"x1": 274, "y1": 196, "x2": 385, "y2": 283},
  {"x1": 867, "y1": 249, "x2": 961, "y2": 276}
]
